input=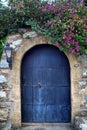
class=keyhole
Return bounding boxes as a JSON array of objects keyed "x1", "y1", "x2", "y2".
[{"x1": 38, "y1": 83, "x2": 42, "y2": 88}]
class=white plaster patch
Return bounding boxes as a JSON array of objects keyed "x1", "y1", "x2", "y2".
[
  {"x1": 7, "y1": 34, "x2": 21, "y2": 41},
  {"x1": 82, "y1": 69, "x2": 87, "y2": 78},
  {"x1": 80, "y1": 124, "x2": 87, "y2": 130},
  {"x1": 0, "y1": 91, "x2": 6, "y2": 98},
  {"x1": 79, "y1": 81, "x2": 87, "y2": 86},
  {"x1": 13, "y1": 39, "x2": 23, "y2": 46},
  {"x1": 0, "y1": 75, "x2": 7, "y2": 83},
  {"x1": 0, "y1": 59, "x2": 9, "y2": 68}
]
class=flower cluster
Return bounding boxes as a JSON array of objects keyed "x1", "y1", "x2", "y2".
[
  {"x1": 33, "y1": 1, "x2": 87, "y2": 54},
  {"x1": 0, "y1": 0, "x2": 87, "y2": 55}
]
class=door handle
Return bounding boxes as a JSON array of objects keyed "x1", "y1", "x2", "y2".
[{"x1": 38, "y1": 82, "x2": 42, "y2": 88}]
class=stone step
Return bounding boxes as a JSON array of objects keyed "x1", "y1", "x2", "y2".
[{"x1": 16, "y1": 125, "x2": 76, "y2": 130}]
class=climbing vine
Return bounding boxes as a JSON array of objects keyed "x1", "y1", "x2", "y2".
[{"x1": 0, "y1": 0, "x2": 87, "y2": 56}]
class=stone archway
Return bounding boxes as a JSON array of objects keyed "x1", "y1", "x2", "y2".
[{"x1": 8, "y1": 36, "x2": 82, "y2": 128}]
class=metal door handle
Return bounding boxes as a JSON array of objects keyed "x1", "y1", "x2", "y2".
[{"x1": 38, "y1": 83, "x2": 42, "y2": 88}]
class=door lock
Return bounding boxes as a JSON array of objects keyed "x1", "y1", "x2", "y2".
[{"x1": 38, "y1": 82, "x2": 42, "y2": 88}]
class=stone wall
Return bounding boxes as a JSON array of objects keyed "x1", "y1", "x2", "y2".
[
  {"x1": 0, "y1": 29, "x2": 87, "y2": 130},
  {"x1": 75, "y1": 55, "x2": 87, "y2": 130},
  {"x1": 0, "y1": 55, "x2": 12, "y2": 129}
]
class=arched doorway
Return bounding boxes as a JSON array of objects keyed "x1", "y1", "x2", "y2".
[{"x1": 21, "y1": 44, "x2": 71, "y2": 123}]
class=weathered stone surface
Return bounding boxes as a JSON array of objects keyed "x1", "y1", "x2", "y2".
[
  {"x1": 1, "y1": 83, "x2": 8, "y2": 89},
  {"x1": 75, "y1": 116, "x2": 85, "y2": 129},
  {"x1": 1, "y1": 69, "x2": 10, "y2": 77},
  {"x1": 79, "y1": 80, "x2": 87, "y2": 92},
  {"x1": 13, "y1": 39, "x2": 23, "y2": 46},
  {"x1": 2, "y1": 121, "x2": 11, "y2": 130},
  {"x1": 78, "y1": 55, "x2": 87, "y2": 62},
  {"x1": 80, "y1": 110, "x2": 87, "y2": 116},
  {"x1": 0, "y1": 102, "x2": 12, "y2": 109},
  {"x1": 81, "y1": 124, "x2": 87, "y2": 130},
  {"x1": 82, "y1": 68, "x2": 87, "y2": 78},
  {"x1": 18, "y1": 28, "x2": 27, "y2": 34},
  {"x1": 0, "y1": 75, "x2": 7, "y2": 84},
  {"x1": 0, "y1": 123, "x2": 6, "y2": 130},
  {"x1": 0, "y1": 108, "x2": 8, "y2": 121},
  {"x1": 23, "y1": 31, "x2": 38, "y2": 38},
  {"x1": 80, "y1": 118, "x2": 87, "y2": 130},
  {"x1": 0, "y1": 59, "x2": 9, "y2": 68},
  {"x1": 7, "y1": 34, "x2": 22, "y2": 41},
  {"x1": 0, "y1": 91, "x2": 6, "y2": 98},
  {"x1": 79, "y1": 81, "x2": 87, "y2": 86},
  {"x1": 0, "y1": 32, "x2": 87, "y2": 129},
  {"x1": 79, "y1": 89, "x2": 87, "y2": 95},
  {"x1": 84, "y1": 96, "x2": 87, "y2": 102},
  {"x1": 75, "y1": 116, "x2": 87, "y2": 130},
  {"x1": 0, "y1": 87, "x2": 2, "y2": 91}
]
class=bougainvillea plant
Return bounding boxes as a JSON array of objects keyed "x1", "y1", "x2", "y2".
[
  {"x1": 26, "y1": 0, "x2": 87, "y2": 54},
  {"x1": 0, "y1": 0, "x2": 87, "y2": 55}
]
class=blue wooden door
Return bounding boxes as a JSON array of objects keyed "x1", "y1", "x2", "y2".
[{"x1": 21, "y1": 44, "x2": 71, "y2": 123}]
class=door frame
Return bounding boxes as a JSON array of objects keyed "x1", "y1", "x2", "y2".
[
  {"x1": 21, "y1": 44, "x2": 71, "y2": 123},
  {"x1": 9, "y1": 36, "x2": 82, "y2": 128}
]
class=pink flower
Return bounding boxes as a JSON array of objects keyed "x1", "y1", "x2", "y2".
[
  {"x1": 83, "y1": 24, "x2": 87, "y2": 29},
  {"x1": 69, "y1": 33, "x2": 74, "y2": 37},
  {"x1": 69, "y1": 48, "x2": 75, "y2": 53},
  {"x1": 57, "y1": 14, "x2": 61, "y2": 18},
  {"x1": 66, "y1": 36, "x2": 71, "y2": 41},
  {"x1": 71, "y1": 40, "x2": 75, "y2": 44},
  {"x1": 75, "y1": 42, "x2": 79, "y2": 45},
  {"x1": 76, "y1": 46, "x2": 80, "y2": 52},
  {"x1": 55, "y1": 43, "x2": 60, "y2": 47},
  {"x1": 71, "y1": 8, "x2": 76, "y2": 13},
  {"x1": 85, "y1": 38, "x2": 87, "y2": 41}
]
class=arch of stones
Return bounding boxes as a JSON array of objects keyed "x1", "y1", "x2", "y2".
[{"x1": 0, "y1": 30, "x2": 87, "y2": 129}]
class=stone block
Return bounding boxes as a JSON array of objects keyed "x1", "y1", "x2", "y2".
[
  {"x1": 1, "y1": 69, "x2": 10, "y2": 77},
  {"x1": 84, "y1": 96, "x2": 87, "y2": 102},
  {"x1": 2, "y1": 121, "x2": 11, "y2": 130},
  {"x1": 18, "y1": 28, "x2": 27, "y2": 34},
  {"x1": 1, "y1": 83, "x2": 8, "y2": 89},
  {"x1": 0, "y1": 108, "x2": 8, "y2": 121},
  {"x1": 81, "y1": 124, "x2": 87, "y2": 130},
  {"x1": 0, "y1": 91, "x2": 6, "y2": 98},
  {"x1": 7, "y1": 34, "x2": 22, "y2": 41},
  {"x1": 78, "y1": 55, "x2": 87, "y2": 62},
  {"x1": 79, "y1": 81, "x2": 87, "y2": 86},
  {"x1": 0, "y1": 75, "x2": 7, "y2": 84},
  {"x1": 75, "y1": 116, "x2": 87, "y2": 130},
  {"x1": 13, "y1": 39, "x2": 23, "y2": 46},
  {"x1": 82, "y1": 68, "x2": 87, "y2": 78},
  {"x1": 0, "y1": 122, "x2": 6, "y2": 130},
  {"x1": 23, "y1": 31, "x2": 38, "y2": 38},
  {"x1": 80, "y1": 109, "x2": 87, "y2": 116},
  {"x1": 78, "y1": 81, "x2": 87, "y2": 90},
  {"x1": 0, "y1": 59, "x2": 9, "y2": 69},
  {"x1": 0, "y1": 86, "x2": 2, "y2": 90},
  {"x1": 0, "y1": 102, "x2": 12, "y2": 109},
  {"x1": 79, "y1": 87, "x2": 87, "y2": 95},
  {"x1": 75, "y1": 116, "x2": 83, "y2": 129}
]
